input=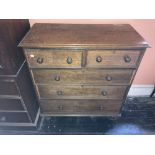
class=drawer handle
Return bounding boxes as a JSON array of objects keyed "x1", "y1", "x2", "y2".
[
  {"x1": 58, "y1": 105, "x2": 63, "y2": 110},
  {"x1": 0, "y1": 116, "x2": 6, "y2": 122},
  {"x1": 55, "y1": 75, "x2": 60, "y2": 81},
  {"x1": 96, "y1": 56, "x2": 102, "y2": 63},
  {"x1": 57, "y1": 90, "x2": 63, "y2": 95},
  {"x1": 100, "y1": 105, "x2": 104, "y2": 110},
  {"x1": 106, "y1": 75, "x2": 112, "y2": 81},
  {"x1": 0, "y1": 65, "x2": 4, "y2": 70},
  {"x1": 37, "y1": 57, "x2": 44, "y2": 64},
  {"x1": 124, "y1": 55, "x2": 131, "y2": 63},
  {"x1": 66, "y1": 57, "x2": 73, "y2": 64},
  {"x1": 101, "y1": 90, "x2": 108, "y2": 96}
]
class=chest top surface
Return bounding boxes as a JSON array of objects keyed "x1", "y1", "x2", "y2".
[{"x1": 19, "y1": 23, "x2": 149, "y2": 49}]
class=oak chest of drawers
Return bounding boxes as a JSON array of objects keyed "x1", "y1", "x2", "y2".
[{"x1": 19, "y1": 23, "x2": 149, "y2": 117}]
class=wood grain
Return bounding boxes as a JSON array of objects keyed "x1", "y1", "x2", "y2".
[
  {"x1": 0, "y1": 80, "x2": 19, "y2": 97},
  {"x1": 19, "y1": 23, "x2": 149, "y2": 117},
  {"x1": 16, "y1": 62, "x2": 39, "y2": 122},
  {"x1": 0, "y1": 19, "x2": 30, "y2": 75},
  {"x1": 19, "y1": 24, "x2": 149, "y2": 49},
  {"x1": 0, "y1": 99, "x2": 24, "y2": 111},
  {"x1": 0, "y1": 112, "x2": 30, "y2": 123},
  {"x1": 32, "y1": 68, "x2": 134, "y2": 85},
  {"x1": 37, "y1": 85, "x2": 127, "y2": 99},
  {"x1": 39, "y1": 99, "x2": 122, "y2": 116},
  {"x1": 0, "y1": 20, "x2": 40, "y2": 127},
  {"x1": 86, "y1": 50, "x2": 140, "y2": 68},
  {"x1": 25, "y1": 49, "x2": 82, "y2": 68}
]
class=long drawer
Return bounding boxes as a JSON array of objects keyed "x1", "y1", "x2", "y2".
[
  {"x1": 25, "y1": 49, "x2": 82, "y2": 68},
  {"x1": 40, "y1": 99, "x2": 122, "y2": 116},
  {"x1": 0, "y1": 112, "x2": 30, "y2": 123},
  {"x1": 86, "y1": 50, "x2": 141, "y2": 68},
  {"x1": 37, "y1": 85, "x2": 127, "y2": 99},
  {"x1": 32, "y1": 69, "x2": 134, "y2": 85},
  {"x1": 0, "y1": 99, "x2": 24, "y2": 111},
  {"x1": 0, "y1": 80, "x2": 20, "y2": 97}
]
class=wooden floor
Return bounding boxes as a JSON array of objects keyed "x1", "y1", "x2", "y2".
[{"x1": 1, "y1": 97, "x2": 155, "y2": 135}]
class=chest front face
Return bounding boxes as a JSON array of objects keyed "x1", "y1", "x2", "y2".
[{"x1": 19, "y1": 24, "x2": 148, "y2": 116}]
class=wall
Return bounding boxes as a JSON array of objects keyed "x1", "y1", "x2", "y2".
[{"x1": 29, "y1": 19, "x2": 155, "y2": 85}]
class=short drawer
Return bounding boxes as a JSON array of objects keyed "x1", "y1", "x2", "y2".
[
  {"x1": 86, "y1": 50, "x2": 141, "y2": 68},
  {"x1": 37, "y1": 85, "x2": 127, "y2": 99},
  {"x1": 32, "y1": 69, "x2": 134, "y2": 85},
  {"x1": 0, "y1": 99, "x2": 24, "y2": 111},
  {"x1": 40, "y1": 99, "x2": 122, "y2": 116},
  {"x1": 0, "y1": 112, "x2": 30, "y2": 123},
  {"x1": 0, "y1": 80, "x2": 20, "y2": 97},
  {"x1": 25, "y1": 49, "x2": 82, "y2": 68}
]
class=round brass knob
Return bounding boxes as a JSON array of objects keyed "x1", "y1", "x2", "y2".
[
  {"x1": 0, "y1": 116, "x2": 6, "y2": 122},
  {"x1": 37, "y1": 57, "x2": 44, "y2": 64},
  {"x1": 100, "y1": 105, "x2": 104, "y2": 110},
  {"x1": 96, "y1": 56, "x2": 102, "y2": 63},
  {"x1": 66, "y1": 57, "x2": 73, "y2": 64},
  {"x1": 124, "y1": 55, "x2": 131, "y2": 63},
  {"x1": 57, "y1": 90, "x2": 63, "y2": 95},
  {"x1": 106, "y1": 75, "x2": 112, "y2": 81},
  {"x1": 101, "y1": 90, "x2": 108, "y2": 96},
  {"x1": 55, "y1": 75, "x2": 60, "y2": 81},
  {"x1": 58, "y1": 105, "x2": 63, "y2": 110}
]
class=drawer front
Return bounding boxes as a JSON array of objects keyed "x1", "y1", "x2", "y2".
[
  {"x1": 37, "y1": 85, "x2": 127, "y2": 99},
  {"x1": 0, "y1": 80, "x2": 19, "y2": 97},
  {"x1": 40, "y1": 99, "x2": 122, "y2": 116},
  {"x1": 32, "y1": 69, "x2": 134, "y2": 85},
  {"x1": 0, "y1": 112, "x2": 30, "y2": 123},
  {"x1": 0, "y1": 99, "x2": 24, "y2": 111},
  {"x1": 86, "y1": 50, "x2": 140, "y2": 68},
  {"x1": 25, "y1": 49, "x2": 82, "y2": 68}
]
